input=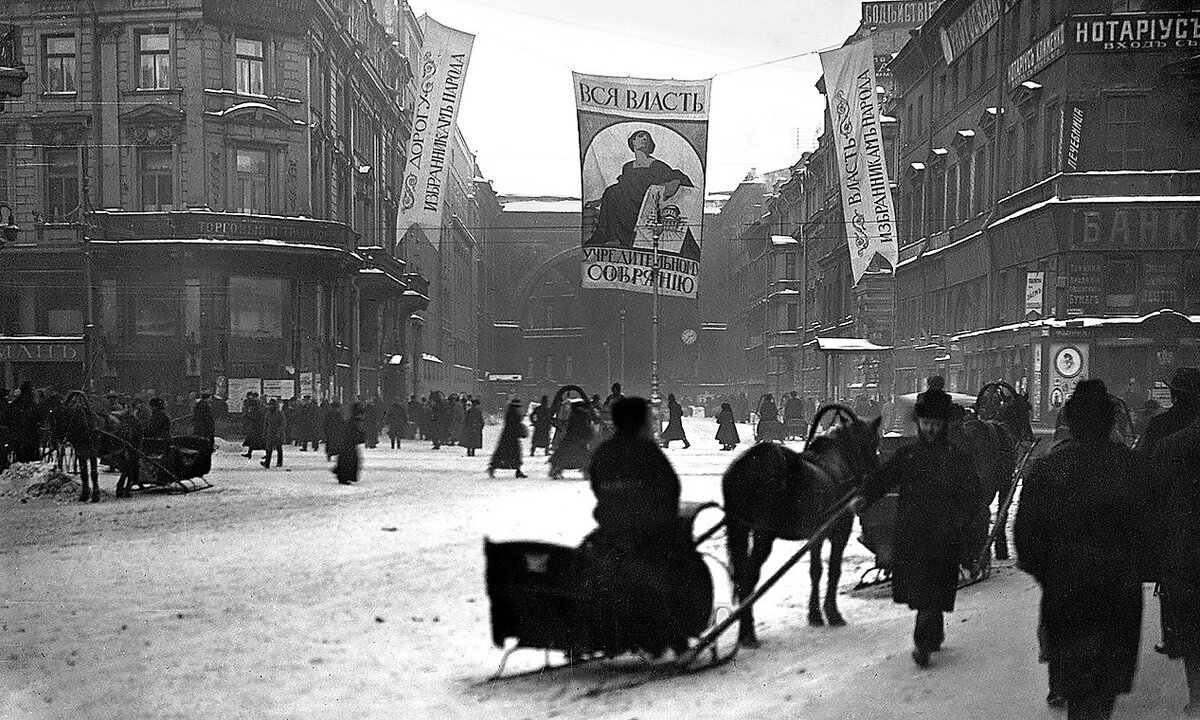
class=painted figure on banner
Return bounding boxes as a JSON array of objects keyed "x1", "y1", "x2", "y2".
[
  {"x1": 586, "y1": 128, "x2": 702, "y2": 260},
  {"x1": 574, "y1": 72, "x2": 711, "y2": 300}
]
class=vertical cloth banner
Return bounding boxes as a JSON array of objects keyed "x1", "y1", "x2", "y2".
[
  {"x1": 574, "y1": 72, "x2": 711, "y2": 299},
  {"x1": 398, "y1": 16, "x2": 474, "y2": 238},
  {"x1": 819, "y1": 39, "x2": 899, "y2": 285}
]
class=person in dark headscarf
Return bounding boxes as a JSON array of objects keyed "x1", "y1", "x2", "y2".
[
  {"x1": 549, "y1": 400, "x2": 594, "y2": 479},
  {"x1": 1016, "y1": 379, "x2": 1157, "y2": 719},
  {"x1": 715, "y1": 401, "x2": 740, "y2": 451},
  {"x1": 864, "y1": 389, "x2": 982, "y2": 669},
  {"x1": 660, "y1": 393, "x2": 690, "y2": 449},
  {"x1": 333, "y1": 403, "x2": 364, "y2": 485},
  {"x1": 488, "y1": 399, "x2": 527, "y2": 478},
  {"x1": 462, "y1": 399, "x2": 484, "y2": 457},
  {"x1": 529, "y1": 395, "x2": 553, "y2": 456}
]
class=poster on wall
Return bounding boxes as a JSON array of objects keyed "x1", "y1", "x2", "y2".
[
  {"x1": 262, "y1": 379, "x2": 295, "y2": 401},
  {"x1": 1048, "y1": 343, "x2": 1088, "y2": 415},
  {"x1": 226, "y1": 378, "x2": 262, "y2": 411},
  {"x1": 819, "y1": 38, "x2": 900, "y2": 285},
  {"x1": 574, "y1": 72, "x2": 711, "y2": 300}
]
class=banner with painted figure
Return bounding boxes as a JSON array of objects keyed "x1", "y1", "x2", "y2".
[
  {"x1": 398, "y1": 16, "x2": 473, "y2": 239},
  {"x1": 574, "y1": 72, "x2": 711, "y2": 299},
  {"x1": 819, "y1": 39, "x2": 899, "y2": 285}
]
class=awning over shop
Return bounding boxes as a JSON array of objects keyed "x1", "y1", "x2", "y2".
[{"x1": 812, "y1": 337, "x2": 893, "y2": 353}]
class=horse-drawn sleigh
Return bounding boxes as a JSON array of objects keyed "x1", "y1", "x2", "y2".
[{"x1": 483, "y1": 402, "x2": 884, "y2": 682}]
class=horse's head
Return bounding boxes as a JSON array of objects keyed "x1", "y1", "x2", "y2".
[{"x1": 809, "y1": 404, "x2": 882, "y2": 483}]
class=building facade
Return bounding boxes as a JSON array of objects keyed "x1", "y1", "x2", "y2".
[
  {"x1": 890, "y1": 0, "x2": 1200, "y2": 419},
  {"x1": 0, "y1": 0, "x2": 433, "y2": 404}
]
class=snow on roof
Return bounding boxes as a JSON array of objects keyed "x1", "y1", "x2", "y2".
[
  {"x1": 90, "y1": 238, "x2": 348, "y2": 253},
  {"x1": 421, "y1": 353, "x2": 444, "y2": 363},
  {"x1": 812, "y1": 337, "x2": 893, "y2": 353},
  {"x1": 0, "y1": 335, "x2": 85, "y2": 342},
  {"x1": 951, "y1": 309, "x2": 1200, "y2": 341},
  {"x1": 770, "y1": 235, "x2": 798, "y2": 246},
  {"x1": 502, "y1": 199, "x2": 581, "y2": 213}
]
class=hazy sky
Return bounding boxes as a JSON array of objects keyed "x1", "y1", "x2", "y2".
[{"x1": 406, "y1": 0, "x2": 863, "y2": 196}]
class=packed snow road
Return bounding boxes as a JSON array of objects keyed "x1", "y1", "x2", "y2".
[{"x1": 1, "y1": 418, "x2": 1188, "y2": 718}]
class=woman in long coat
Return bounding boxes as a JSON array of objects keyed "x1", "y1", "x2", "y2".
[
  {"x1": 488, "y1": 399, "x2": 527, "y2": 478},
  {"x1": 864, "y1": 389, "x2": 982, "y2": 668},
  {"x1": 549, "y1": 401, "x2": 594, "y2": 479},
  {"x1": 715, "y1": 401, "x2": 740, "y2": 451},
  {"x1": 1016, "y1": 380, "x2": 1157, "y2": 720},
  {"x1": 333, "y1": 404, "x2": 364, "y2": 484},
  {"x1": 529, "y1": 395, "x2": 553, "y2": 456},
  {"x1": 1149, "y1": 414, "x2": 1200, "y2": 716},
  {"x1": 242, "y1": 396, "x2": 264, "y2": 459},
  {"x1": 755, "y1": 394, "x2": 782, "y2": 443},
  {"x1": 462, "y1": 399, "x2": 485, "y2": 457},
  {"x1": 660, "y1": 393, "x2": 690, "y2": 449}
]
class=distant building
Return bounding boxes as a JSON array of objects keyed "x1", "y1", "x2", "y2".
[
  {"x1": 0, "y1": 0, "x2": 444, "y2": 403},
  {"x1": 890, "y1": 0, "x2": 1200, "y2": 419}
]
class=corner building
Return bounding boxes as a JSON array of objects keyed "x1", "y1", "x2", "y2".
[
  {"x1": 890, "y1": 0, "x2": 1200, "y2": 420},
  {"x1": 0, "y1": 0, "x2": 429, "y2": 402}
]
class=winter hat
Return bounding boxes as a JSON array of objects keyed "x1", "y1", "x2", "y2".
[
  {"x1": 1063, "y1": 379, "x2": 1116, "y2": 441},
  {"x1": 913, "y1": 389, "x2": 955, "y2": 421}
]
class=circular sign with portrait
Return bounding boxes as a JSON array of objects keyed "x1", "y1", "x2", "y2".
[
  {"x1": 681, "y1": 329, "x2": 697, "y2": 345},
  {"x1": 1054, "y1": 346, "x2": 1083, "y2": 378}
]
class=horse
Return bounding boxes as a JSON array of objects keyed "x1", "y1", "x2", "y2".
[
  {"x1": 960, "y1": 381, "x2": 1035, "y2": 562},
  {"x1": 721, "y1": 405, "x2": 882, "y2": 647}
]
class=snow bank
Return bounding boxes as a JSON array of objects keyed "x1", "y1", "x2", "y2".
[{"x1": 0, "y1": 461, "x2": 88, "y2": 502}]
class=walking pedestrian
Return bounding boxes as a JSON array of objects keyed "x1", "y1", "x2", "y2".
[
  {"x1": 462, "y1": 398, "x2": 484, "y2": 457},
  {"x1": 1140, "y1": 367, "x2": 1200, "y2": 453},
  {"x1": 755, "y1": 393, "x2": 781, "y2": 443},
  {"x1": 715, "y1": 401, "x2": 740, "y2": 450},
  {"x1": 549, "y1": 400, "x2": 593, "y2": 479},
  {"x1": 322, "y1": 401, "x2": 343, "y2": 461},
  {"x1": 261, "y1": 398, "x2": 286, "y2": 468},
  {"x1": 1150, "y1": 413, "x2": 1200, "y2": 717},
  {"x1": 488, "y1": 398, "x2": 528, "y2": 478},
  {"x1": 863, "y1": 389, "x2": 982, "y2": 669},
  {"x1": 333, "y1": 404, "x2": 363, "y2": 484},
  {"x1": 529, "y1": 395, "x2": 553, "y2": 456},
  {"x1": 191, "y1": 393, "x2": 215, "y2": 449},
  {"x1": 386, "y1": 397, "x2": 407, "y2": 449},
  {"x1": 242, "y1": 394, "x2": 264, "y2": 460},
  {"x1": 1015, "y1": 379, "x2": 1157, "y2": 720},
  {"x1": 660, "y1": 393, "x2": 690, "y2": 449}
]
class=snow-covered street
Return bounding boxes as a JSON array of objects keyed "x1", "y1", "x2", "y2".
[{"x1": 1, "y1": 417, "x2": 1190, "y2": 719}]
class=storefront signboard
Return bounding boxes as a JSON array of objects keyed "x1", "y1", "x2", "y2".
[
  {"x1": 1025, "y1": 271, "x2": 1045, "y2": 317},
  {"x1": 1141, "y1": 255, "x2": 1181, "y2": 311},
  {"x1": 1074, "y1": 206, "x2": 1200, "y2": 250},
  {"x1": 1008, "y1": 23, "x2": 1066, "y2": 88},
  {"x1": 1066, "y1": 255, "x2": 1104, "y2": 316},
  {"x1": 1048, "y1": 343, "x2": 1088, "y2": 416},
  {"x1": 1069, "y1": 11, "x2": 1200, "y2": 53},
  {"x1": 0, "y1": 340, "x2": 82, "y2": 362},
  {"x1": 861, "y1": 1, "x2": 941, "y2": 27},
  {"x1": 940, "y1": 0, "x2": 999, "y2": 64}
]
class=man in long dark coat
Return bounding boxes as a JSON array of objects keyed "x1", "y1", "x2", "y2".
[
  {"x1": 1140, "y1": 366, "x2": 1200, "y2": 453},
  {"x1": 9, "y1": 382, "x2": 43, "y2": 463},
  {"x1": 864, "y1": 389, "x2": 982, "y2": 668},
  {"x1": 191, "y1": 393, "x2": 215, "y2": 448},
  {"x1": 1016, "y1": 379, "x2": 1157, "y2": 720},
  {"x1": 1150, "y1": 414, "x2": 1200, "y2": 716},
  {"x1": 322, "y1": 401, "x2": 343, "y2": 461},
  {"x1": 529, "y1": 395, "x2": 553, "y2": 456}
]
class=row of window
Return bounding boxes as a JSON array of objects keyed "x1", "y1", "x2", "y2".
[
  {"x1": 37, "y1": 31, "x2": 265, "y2": 95},
  {"x1": 526, "y1": 355, "x2": 575, "y2": 381}
]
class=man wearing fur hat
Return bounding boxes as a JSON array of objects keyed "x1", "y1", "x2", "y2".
[
  {"x1": 1139, "y1": 367, "x2": 1200, "y2": 453},
  {"x1": 864, "y1": 388, "x2": 982, "y2": 669}
]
